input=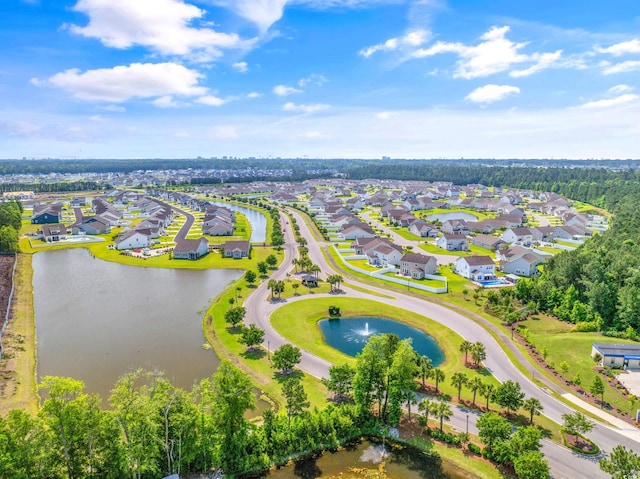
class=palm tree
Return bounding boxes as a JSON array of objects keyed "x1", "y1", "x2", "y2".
[
  {"x1": 267, "y1": 279, "x2": 277, "y2": 300},
  {"x1": 309, "y1": 263, "x2": 321, "y2": 279},
  {"x1": 418, "y1": 398, "x2": 433, "y2": 427},
  {"x1": 298, "y1": 237, "x2": 307, "y2": 247},
  {"x1": 523, "y1": 397, "x2": 543, "y2": 425},
  {"x1": 292, "y1": 258, "x2": 299, "y2": 273},
  {"x1": 480, "y1": 383, "x2": 495, "y2": 411},
  {"x1": 292, "y1": 283, "x2": 300, "y2": 295},
  {"x1": 460, "y1": 340, "x2": 473, "y2": 365},
  {"x1": 433, "y1": 400, "x2": 452, "y2": 432},
  {"x1": 432, "y1": 368, "x2": 445, "y2": 395},
  {"x1": 471, "y1": 342, "x2": 486, "y2": 366},
  {"x1": 468, "y1": 377, "x2": 484, "y2": 405},
  {"x1": 418, "y1": 355, "x2": 433, "y2": 389},
  {"x1": 333, "y1": 274, "x2": 343, "y2": 290},
  {"x1": 327, "y1": 275, "x2": 336, "y2": 292},
  {"x1": 451, "y1": 372, "x2": 468, "y2": 402}
]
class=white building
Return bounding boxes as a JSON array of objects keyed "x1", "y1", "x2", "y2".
[{"x1": 454, "y1": 256, "x2": 496, "y2": 281}]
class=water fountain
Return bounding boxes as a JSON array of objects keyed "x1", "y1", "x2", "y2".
[{"x1": 346, "y1": 322, "x2": 376, "y2": 343}]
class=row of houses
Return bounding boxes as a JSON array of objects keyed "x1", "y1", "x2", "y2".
[
  {"x1": 352, "y1": 237, "x2": 440, "y2": 279},
  {"x1": 115, "y1": 197, "x2": 174, "y2": 250}
]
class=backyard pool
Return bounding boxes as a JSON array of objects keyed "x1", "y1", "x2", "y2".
[{"x1": 476, "y1": 279, "x2": 510, "y2": 287}]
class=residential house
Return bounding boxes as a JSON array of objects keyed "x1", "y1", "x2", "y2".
[
  {"x1": 530, "y1": 226, "x2": 555, "y2": 243},
  {"x1": 454, "y1": 256, "x2": 496, "y2": 281},
  {"x1": 409, "y1": 220, "x2": 439, "y2": 238},
  {"x1": 345, "y1": 197, "x2": 363, "y2": 211},
  {"x1": 436, "y1": 234, "x2": 469, "y2": 251},
  {"x1": 31, "y1": 204, "x2": 61, "y2": 224},
  {"x1": 173, "y1": 238, "x2": 209, "y2": 260},
  {"x1": 501, "y1": 227, "x2": 533, "y2": 246},
  {"x1": 352, "y1": 237, "x2": 403, "y2": 266},
  {"x1": 471, "y1": 234, "x2": 506, "y2": 250},
  {"x1": 115, "y1": 229, "x2": 151, "y2": 250},
  {"x1": 400, "y1": 253, "x2": 438, "y2": 279},
  {"x1": 441, "y1": 220, "x2": 470, "y2": 235},
  {"x1": 501, "y1": 251, "x2": 546, "y2": 277},
  {"x1": 340, "y1": 223, "x2": 376, "y2": 240},
  {"x1": 77, "y1": 216, "x2": 111, "y2": 235},
  {"x1": 40, "y1": 224, "x2": 68, "y2": 242},
  {"x1": 221, "y1": 240, "x2": 251, "y2": 258}
]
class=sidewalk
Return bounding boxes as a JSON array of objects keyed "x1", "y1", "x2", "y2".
[{"x1": 562, "y1": 393, "x2": 640, "y2": 442}]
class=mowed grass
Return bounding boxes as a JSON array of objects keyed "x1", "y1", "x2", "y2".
[
  {"x1": 269, "y1": 297, "x2": 502, "y2": 403},
  {"x1": 204, "y1": 280, "x2": 329, "y2": 409},
  {"x1": 0, "y1": 255, "x2": 38, "y2": 416},
  {"x1": 524, "y1": 315, "x2": 638, "y2": 415}
]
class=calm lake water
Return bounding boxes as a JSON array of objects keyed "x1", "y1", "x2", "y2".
[
  {"x1": 426, "y1": 212, "x2": 477, "y2": 222},
  {"x1": 211, "y1": 201, "x2": 267, "y2": 243},
  {"x1": 264, "y1": 439, "x2": 472, "y2": 479},
  {"x1": 33, "y1": 248, "x2": 242, "y2": 400},
  {"x1": 318, "y1": 317, "x2": 444, "y2": 366}
]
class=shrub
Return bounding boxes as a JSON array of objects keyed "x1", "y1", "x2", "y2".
[
  {"x1": 468, "y1": 443, "x2": 482, "y2": 455},
  {"x1": 328, "y1": 306, "x2": 341, "y2": 317}
]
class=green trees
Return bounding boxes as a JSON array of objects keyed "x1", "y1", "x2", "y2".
[
  {"x1": 480, "y1": 382, "x2": 495, "y2": 410},
  {"x1": 432, "y1": 368, "x2": 445, "y2": 394},
  {"x1": 244, "y1": 270, "x2": 256, "y2": 286},
  {"x1": 224, "y1": 306, "x2": 246, "y2": 329},
  {"x1": 0, "y1": 225, "x2": 19, "y2": 253},
  {"x1": 267, "y1": 279, "x2": 285, "y2": 300},
  {"x1": 459, "y1": 340, "x2": 472, "y2": 365},
  {"x1": 431, "y1": 401, "x2": 452, "y2": 432},
  {"x1": 265, "y1": 254, "x2": 278, "y2": 268},
  {"x1": 468, "y1": 377, "x2": 483, "y2": 406},
  {"x1": 492, "y1": 380, "x2": 524, "y2": 414},
  {"x1": 561, "y1": 411, "x2": 594, "y2": 437},
  {"x1": 281, "y1": 378, "x2": 310, "y2": 430},
  {"x1": 321, "y1": 363, "x2": 355, "y2": 402},
  {"x1": 257, "y1": 261, "x2": 268, "y2": 275},
  {"x1": 477, "y1": 412, "x2": 511, "y2": 452},
  {"x1": 239, "y1": 324, "x2": 265, "y2": 351},
  {"x1": 590, "y1": 375, "x2": 605, "y2": 408},
  {"x1": 352, "y1": 334, "x2": 419, "y2": 425},
  {"x1": 272, "y1": 344, "x2": 302, "y2": 374},
  {"x1": 450, "y1": 372, "x2": 468, "y2": 401},
  {"x1": 418, "y1": 355, "x2": 433, "y2": 389},
  {"x1": 599, "y1": 445, "x2": 640, "y2": 479},
  {"x1": 523, "y1": 397, "x2": 543, "y2": 425},
  {"x1": 471, "y1": 342, "x2": 487, "y2": 366},
  {"x1": 513, "y1": 451, "x2": 550, "y2": 479}
]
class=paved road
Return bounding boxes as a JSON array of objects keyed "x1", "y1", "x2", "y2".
[
  {"x1": 155, "y1": 200, "x2": 194, "y2": 242},
  {"x1": 244, "y1": 208, "x2": 639, "y2": 478}
]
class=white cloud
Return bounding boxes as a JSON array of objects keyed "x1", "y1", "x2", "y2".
[
  {"x1": 68, "y1": 0, "x2": 253, "y2": 61},
  {"x1": 601, "y1": 60, "x2": 640, "y2": 75},
  {"x1": 596, "y1": 39, "x2": 640, "y2": 56},
  {"x1": 247, "y1": 92, "x2": 262, "y2": 99},
  {"x1": 212, "y1": 125, "x2": 238, "y2": 138},
  {"x1": 360, "y1": 29, "x2": 430, "y2": 57},
  {"x1": 39, "y1": 62, "x2": 208, "y2": 102},
  {"x1": 273, "y1": 84, "x2": 302, "y2": 96},
  {"x1": 232, "y1": 61, "x2": 248, "y2": 73},
  {"x1": 152, "y1": 96, "x2": 185, "y2": 108},
  {"x1": 89, "y1": 115, "x2": 105, "y2": 121},
  {"x1": 579, "y1": 94, "x2": 639, "y2": 109},
  {"x1": 465, "y1": 84, "x2": 520, "y2": 104},
  {"x1": 100, "y1": 104, "x2": 126, "y2": 112},
  {"x1": 283, "y1": 102, "x2": 330, "y2": 113},
  {"x1": 510, "y1": 50, "x2": 562, "y2": 77},
  {"x1": 196, "y1": 95, "x2": 227, "y2": 106},
  {"x1": 375, "y1": 111, "x2": 396, "y2": 120},
  {"x1": 303, "y1": 131, "x2": 331, "y2": 139},
  {"x1": 298, "y1": 73, "x2": 328, "y2": 87},
  {"x1": 412, "y1": 25, "x2": 568, "y2": 79},
  {"x1": 609, "y1": 84, "x2": 633, "y2": 94}
]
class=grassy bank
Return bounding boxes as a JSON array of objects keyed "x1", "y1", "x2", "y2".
[{"x1": 0, "y1": 254, "x2": 38, "y2": 416}]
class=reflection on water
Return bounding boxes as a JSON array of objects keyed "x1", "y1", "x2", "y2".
[
  {"x1": 210, "y1": 201, "x2": 267, "y2": 243},
  {"x1": 263, "y1": 439, "x2": 469, "y2": 479},
  {"x1": 34, "y1": 248, "x2": 242, "y2": 400}
]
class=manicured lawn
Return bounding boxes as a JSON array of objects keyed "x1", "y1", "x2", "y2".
[
  {"x1": 523, "y1": 315, "x2": 638, "y2": 415},
  {"x1": 269, "y1": 297, "x2": 502, "y2": 404},
  {"x1": 391, "y1": 227, "x2": 423, "y2": 241},
  {"x1": 346, "y1": 258, "x2": 380, "y2": 272},
  {"x1": 204, "y1": 279, "x2": 329, "y2": 409}
]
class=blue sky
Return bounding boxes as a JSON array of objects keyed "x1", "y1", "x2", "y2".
[{"x1": 1, "y1": 0, "x2": 640, "y2": 159}]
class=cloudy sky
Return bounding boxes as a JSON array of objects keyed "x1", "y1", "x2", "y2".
[{"x1": 1, "y1": 0, "x2": 640, "y2": 159}]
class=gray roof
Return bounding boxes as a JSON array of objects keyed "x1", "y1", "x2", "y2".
[{"x1": 593, "y1": 343, "x2": 640, "y2": 357}]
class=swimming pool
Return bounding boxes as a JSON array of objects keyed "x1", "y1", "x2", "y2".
[{"x1": 477, "y1": 279, "x2": 510, "y2": 286}]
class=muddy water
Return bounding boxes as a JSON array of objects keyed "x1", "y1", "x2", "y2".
[{"x1": 33, "y1": 248, "x2": 242, "y2": 400}]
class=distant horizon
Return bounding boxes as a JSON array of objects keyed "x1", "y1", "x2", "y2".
[{"x1": 3, "y1": 1, "x2": 640, "y2": 158}]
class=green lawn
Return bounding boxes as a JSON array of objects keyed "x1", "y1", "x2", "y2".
[
  {"x1": 391, "y1": 227, "x2": 423, "y2": 241},
  {"x1": 269, "y1": 297, "x2": 502, "y2": 404},
  {"x1": 523, "y1": 315, "x2": 638, "y2": 416}
]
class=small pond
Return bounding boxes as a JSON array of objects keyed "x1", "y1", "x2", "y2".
[
  {"x1": 263, "y1": 439, "x2": 472, "y2": 479},
  {"x1": 210, "y1": 201, "x2": 267, "y2": 243},
  {"x1": 318, "y1": 317, "x2": 444, "y2": 365},
  {"x1": 426, "y1": 212, "x2": 477, "y2": 222}
]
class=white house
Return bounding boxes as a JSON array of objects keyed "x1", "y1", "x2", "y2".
[
  {"x1": 409, "y1": 221, "x2": 439, "y2": 238},
  {"x1": 367, "y1": 244, "x2": 403, "y2": 267},
  {"x1": 115, "y1": 229, "x2": 151, "y2": 250},
  {"x1": 173, "y1": 238, "x2": 209, "y2": 260},
  {"x1": 340, "y1": 223, "x2": 376, "y2": 240},
  {"x1": 501, "y1": 251, "x2": 546, "y2": 277},
  {"x1": 436, "y1": 234, "x2": 469, "y2": 251},
  {"x1": 501, "y1": 227, "x2": 533, "y2": 246},
  {"x1": 454, "y1": 256, "x2": 496, "y2": 281}
]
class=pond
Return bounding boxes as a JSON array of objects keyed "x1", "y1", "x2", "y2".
[
  {"x1": 318, "y1": 317, "x2": 444, "y2": 365},
  {"x1": 33, "y1": 248, "x2": 243, "y2": 401},
  {"x1": 263, "y1": 439, "x2": 473, "y2": 479},
  {"x1": 210, "y1": 201, "x2": 267, "y2": 243},
  {"x1": 425, "y1": 212, "x2": 477, "y2": 223}
]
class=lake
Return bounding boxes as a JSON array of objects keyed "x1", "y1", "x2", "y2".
[
  {"x1": 210, "y1": 201, "x2": 267, "y2": 243},
  {"x1": 33, "y1": 248, "x2": 243, "y2": 400},
  {"x1": 318, "y1": 317, "x2": 444, "y2": 365},
  {"x1": 426, "y1": 212, "x2": 477, "y2": 222}
]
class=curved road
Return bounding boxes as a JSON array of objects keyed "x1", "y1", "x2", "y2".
[{"x1": 244, "y1": 208, "x2": 639, "y2": 479}]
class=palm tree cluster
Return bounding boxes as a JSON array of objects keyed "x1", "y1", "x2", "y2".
[
  {"x1": 459, "y1": 340, "x2": 487, "y2": 367},
  {"x1": 267, "y1": 279, "x2": 285, "y2": 300},
  {"x1": 327, "y1": 274, "x2": 344, "y2": 292}
]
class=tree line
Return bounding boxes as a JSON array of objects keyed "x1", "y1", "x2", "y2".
[{"x1": 0, "y1": 200, "x2": 22, "y2": 253}]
